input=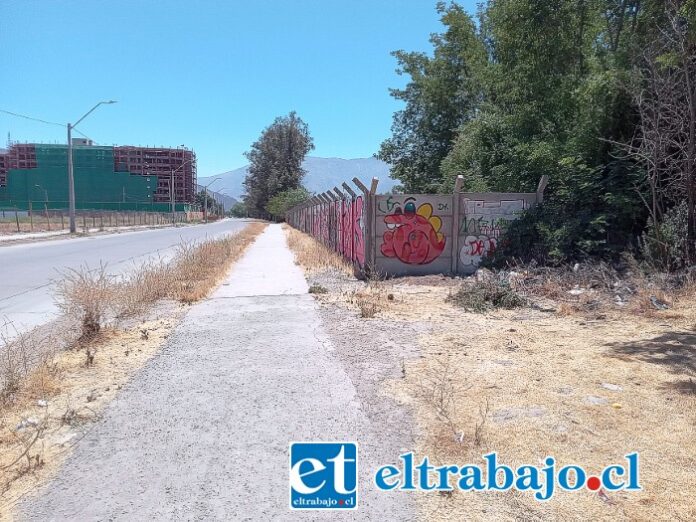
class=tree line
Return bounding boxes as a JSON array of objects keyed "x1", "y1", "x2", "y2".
[{"x1": 378, "y1": 0, "x2": 695, "y2": 269}]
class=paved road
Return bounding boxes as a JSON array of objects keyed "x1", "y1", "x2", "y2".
[
  {"x1": 0, "y1": 219, "x2": 249, "y2": 343},
  {"x1": 19, "y1": 224, "x2": 415, "y2": 520}
]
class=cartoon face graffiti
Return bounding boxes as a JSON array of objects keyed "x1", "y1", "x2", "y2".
[{"x1": 380, "y1": 199, "x2": 446, "y2": 265}]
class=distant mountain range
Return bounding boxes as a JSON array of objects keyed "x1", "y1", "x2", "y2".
[{"x1": 198, "y1": 156, "x2": 395, "y2": 200}]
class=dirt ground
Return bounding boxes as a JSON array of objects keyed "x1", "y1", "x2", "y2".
[{"x1": 286, "y1": 228, "x2": 696, "y2": 522}]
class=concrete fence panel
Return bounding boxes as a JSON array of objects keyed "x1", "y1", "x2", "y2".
[
  {"x1": 374, "y1": 194, "x2": 453, "y2": 277},
  {"x1": 286, "y1": 175, "x2": 547, "y2": 278}
]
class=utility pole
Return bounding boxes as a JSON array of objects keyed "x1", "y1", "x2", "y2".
[
  {"x1": 170, "y1": 168, "x2": 175, "y2": 223},
  {"x1": 203, "y1": 178, "x2": 222, "y2": 224},
  {"x1": 66, "y1": 100, "x2": 117, "y2": 233}
]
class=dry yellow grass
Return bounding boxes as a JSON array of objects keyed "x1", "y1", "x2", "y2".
[
  {"x1": 169, "y1": 222, "x2": 267, "y2": 303},
  {"x1": 283, "y1": 225, "x2": 353, "y2": 275},
  {"x1": 379, "y1": 281, "x2": 696, "y2": 521},
  {"x1": 53, "y1": 223, "x2": 268, "y2": 339}
]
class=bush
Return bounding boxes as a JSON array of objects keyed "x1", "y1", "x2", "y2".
[
  {"x1": 447, "y1": 278, "x2": 527, "y2": 312},
  {"x1": 229, "y1": 202, "x2": 247, "y2": 218},
  {"x1": 641, "y1": 202, "x2": 690, "y2": 271},
  {"x1": 266, "y1": 187, "x2": 311, "y2": 220}
]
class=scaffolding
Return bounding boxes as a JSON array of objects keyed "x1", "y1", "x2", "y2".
[
  {"x1": 0, "y1": 143, "x2": 197, "y2": 208},
  {"x1": 113, "y1": 146, "x2": 197, "y2": 204},
  {"x1": 0, "y1": 144, "x2": 37, "y2": 186}
]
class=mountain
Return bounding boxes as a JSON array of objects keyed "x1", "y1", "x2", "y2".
[
  {"x1": 194, "y1": 184, "x2": 238, "y2": 210},
  {"x1": 198, "y1": 156, "x2": 395, "y2": 200}
]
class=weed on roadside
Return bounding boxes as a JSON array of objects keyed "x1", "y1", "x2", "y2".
[{"x1": 447, "y1": 279, "x2": 527, "y2": 312}]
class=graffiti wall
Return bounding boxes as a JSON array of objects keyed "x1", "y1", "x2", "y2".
[
  {"x1": 286, "y1": 190, "x2": 366, "y2": 272},
  {"x1": 457, "y1": 193, "x2": 537, "y2": 274},
  {"x1": 285, "y1": 179, "x2": 545, "y2": 278},
  {"x1": 375, "y1": 195, "x2": 452, "y2": 276}
]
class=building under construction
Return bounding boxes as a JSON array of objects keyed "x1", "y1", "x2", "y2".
[{"x1": 0, "y1": 141, "x2": 197, "y2": 211}]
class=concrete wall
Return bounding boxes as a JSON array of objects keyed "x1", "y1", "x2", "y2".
[{"x1": 286, "y1": 176, "x2": 547, "y2": 278}]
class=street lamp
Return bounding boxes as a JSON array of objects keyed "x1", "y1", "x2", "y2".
[
  {"x1": 34, "y1": 184, "x2": 49, "y2": 220},
  {"x1": 217, "y1": 187, "x2": 232, "y2": 217},
  {"x1": 170, "y1": 146, "x2": 194, "y2": 224},
  {"x1": 203, "y1": 177, "x2": 221, "y2": 223},
  {"x1": 67, "y1": 100, "x2": 117, "y2": 233}
]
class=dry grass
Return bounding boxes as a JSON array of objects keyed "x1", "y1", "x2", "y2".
[
  {"x1": 369, "y1": 275, "x2": 696, "y2": 521},
  {"x1": 54, "y1": 223, "x2": 267, "y2": 338},
  {"x1": 447, "y1": 278, "x2": 527, "y2": 313},
  {"x1": 283, "y1": 225, "x2": 353, "y2": 275},
  {"x1": 55, "y1": 263, "x2": 114, "y2": 341},
  {"x1": 298, "y1": 257, "x2": 696, "y2": 520},
  {"x1": 168, "y1": 223, "x2": 266, "y2": 302}
]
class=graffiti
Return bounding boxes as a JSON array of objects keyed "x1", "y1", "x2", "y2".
[
  {"x1": 459, "y1": 216, "x2": 511, "y2": 238},
  {"x1": 458, "y1": 199, "x2": 527, "y2": 268},
  {"x1": 460, "y1": 235, "x2": 496, "y2": 266},
  {"x1": 380, "y1": 198, "x2": 446, "y2": 265},
  {"x1": 352, "y1": 196, "x2": 365, "y2": 266},
  {"x1": 377, "y1": 195, "x2": 398, "y2": 214},
  {"x1": 285, "y1": 181, "x2": 544, "y2": 277}
]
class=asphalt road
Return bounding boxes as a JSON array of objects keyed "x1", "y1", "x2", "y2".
[{"x1": 0, "y1": 219, "x2": 249, "y2": 343}]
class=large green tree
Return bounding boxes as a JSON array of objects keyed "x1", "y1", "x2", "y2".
[
  {"x1": 377, "y1": 2, "x2": 486, "y2": 192},
  {"x1": 243, "y1": 112, "x2": 314, "y2": 218},
  {"x1": 379, "y1": 1, "x2": 696, "y2": 264}
]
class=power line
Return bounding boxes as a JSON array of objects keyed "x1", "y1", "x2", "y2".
[
  {"x1": 0, "y1": 109, "x2": 65, "y2": 128},
  {"x1": 0, "y1": 109, "x2": 97, "y2": 144}
]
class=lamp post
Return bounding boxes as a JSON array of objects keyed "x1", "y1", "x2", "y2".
[
  {"x1": 218, "y1": 187, "x2": 232, "y2": 217},
  {"x1": 67, "y1": 100, "x2": 117, "y2": 233},
  {"x1": 35, "y1": 184, "x2": 49, "y2": 222},
  {"x1": 170, "y1": 146, "x2": 193, "y2": 225},
  {"x1": 203, "y1": 177, "x2": 221, "y2": 223}
]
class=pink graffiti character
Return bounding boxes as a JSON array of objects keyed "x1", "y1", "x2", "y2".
[{"x1": 381, "y1": 200, "x2": 446, "y2": 265}]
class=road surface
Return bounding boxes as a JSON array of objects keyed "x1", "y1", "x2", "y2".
[
  {"x1": 19, "y1": 224, "x2": 415, "y2": 520},
  {"x1": 0, "y1": 219, "x2": 249, "y2": 343}
]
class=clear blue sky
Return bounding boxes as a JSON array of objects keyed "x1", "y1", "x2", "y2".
[{"x1": 1, "y1": 0, "x2": 476, "y2": 177}]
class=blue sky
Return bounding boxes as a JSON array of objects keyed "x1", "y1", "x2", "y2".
[{"x1": 1, "y1": 0, "x2": 476, "y2": 177}]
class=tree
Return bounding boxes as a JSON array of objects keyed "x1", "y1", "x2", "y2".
[
  {"x1": 243, "y1": 112, "x2": 314, "y2": 218},
  {"x1": 377, "y1": 2, "x2": 486, "y2": 192},
  {"x1": 195, "y1": 190, "x2": 222, "y2": 217},
  {"x1": 616, "y1": 0, "x2": 696, "y2": 266},
  {"x1": 265, "y1": 187, "x2": 311, "y2": 220},
  {"x1": 229, "y1": 201, "x2": 247, "y2": 218}
]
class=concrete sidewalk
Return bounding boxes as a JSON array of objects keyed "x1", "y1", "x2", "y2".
[{"x1": 20, "y1": 224, "x2": 414, "y2": 520}]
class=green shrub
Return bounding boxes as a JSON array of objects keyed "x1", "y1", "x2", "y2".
[{"x1": 641, "y1": 202, "x2": 690, "y2": 271}]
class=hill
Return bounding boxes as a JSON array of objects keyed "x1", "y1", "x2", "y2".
[{"x1": 198, "y1": 156, "x2": 395, "y2": 200}]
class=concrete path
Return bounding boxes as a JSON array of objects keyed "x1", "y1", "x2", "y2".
[{"x1": 19, "y1": 224, "x2": 414, "y2": 521}]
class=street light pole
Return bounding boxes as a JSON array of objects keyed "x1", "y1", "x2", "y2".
[
  {"x1": 203, "y1": 177, "x2": 222, "y2": 224},
  {"x1": 35, "y1": 184, "x2": 48, "y2": 219},
  {"x1": 67, "y1": 100, "x2": 117, "y2": 233}
]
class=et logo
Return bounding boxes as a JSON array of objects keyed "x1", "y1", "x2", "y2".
[{"x1": 289, "y1": 442, "x2": 358, "y2": 510}]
